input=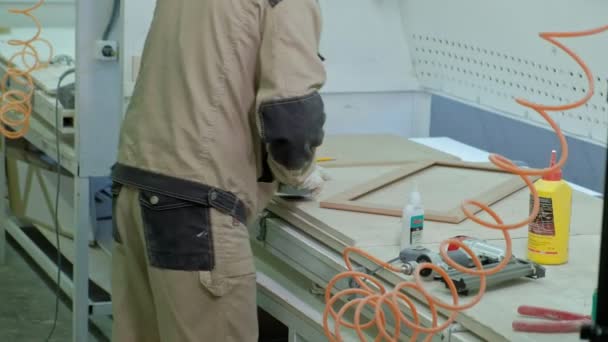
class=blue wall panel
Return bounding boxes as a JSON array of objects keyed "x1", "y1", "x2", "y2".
[{"x1": 430, "y1": 95, "x2": 606, "y2": 193}]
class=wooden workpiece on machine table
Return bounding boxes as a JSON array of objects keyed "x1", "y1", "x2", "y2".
[{"x1": 269, "y1": 134, "x2": 602, "y2": 342}]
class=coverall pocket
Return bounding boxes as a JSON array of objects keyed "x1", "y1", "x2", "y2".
[
  {"x1": 139, "y1": 190, "x2": 215, "y2": 271},
  {"x1": 110, "y1": 182, "x2": 123, "y2": 243},
  {"x1": 199, "y1": 209, "x2": 256, "y2": 297}
]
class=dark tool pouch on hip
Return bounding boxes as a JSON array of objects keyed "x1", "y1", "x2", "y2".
[{"x1": 110, "y1": 163, "x2": 249, "y2": 272}]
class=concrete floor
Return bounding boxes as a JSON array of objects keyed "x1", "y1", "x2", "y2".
[
  {"x1": 0, "y1": 235, "x2": 288, "y2": 342},
  {"x1": 0, "y1": 240, "x2": 105, "y2": 342}
]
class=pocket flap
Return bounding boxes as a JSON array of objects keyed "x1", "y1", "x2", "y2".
[{"x1": 139, "y1": 190, "x2": 198, "y2": 210}]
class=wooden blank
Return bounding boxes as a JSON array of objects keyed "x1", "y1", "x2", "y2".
[{"x1": 320, "y1": 160, "x2": 539, "y2": 224}]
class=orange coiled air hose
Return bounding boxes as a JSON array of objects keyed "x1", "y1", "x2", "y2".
[
  {"x1": 0, "y1": 0, "x2": 53, "y2": 139},
  {"x1": 323, "y1": 24, "x2": 608, "y2": 342}
]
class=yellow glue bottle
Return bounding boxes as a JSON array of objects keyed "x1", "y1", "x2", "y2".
[{"x1": 527, "y1": 150, "x2": 572, "y2": 265}]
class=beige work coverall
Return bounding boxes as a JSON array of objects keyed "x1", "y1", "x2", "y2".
[{"x1": 110, "y1": 0, "x2": 326, "y2": 341}]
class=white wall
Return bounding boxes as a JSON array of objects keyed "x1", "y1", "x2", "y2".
[
  {"x1": 0, "y1": 0, "x2": 75, "y2": 27},
  {"x1": 323, "y1": 92, "x2": 431, "y2": 138},
  {"x1": 316, "y1": 0, "x2": 430, "y2": 137},
  {"x1": 115, "y1": 0, "x2": 431, "y2": 138}
]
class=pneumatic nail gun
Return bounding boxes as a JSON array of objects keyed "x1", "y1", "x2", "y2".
[{"x1": 399, "y1": 236, "x2": 546, "y2": 295}]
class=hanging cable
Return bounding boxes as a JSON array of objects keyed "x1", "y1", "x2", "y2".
[
  {"x1": 322, "y1": 24, "x2": 608, "y2": 342},
  {"x1": 102, "y1": 0, "x2": 120, "y2": 41},
  {"x1": 44, "y1": 67, "x2": 75, "y2": 342}
]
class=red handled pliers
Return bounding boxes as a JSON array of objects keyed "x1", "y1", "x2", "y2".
[{"x1": 512, "y1": 305, "x2": 592, "y2": 333}]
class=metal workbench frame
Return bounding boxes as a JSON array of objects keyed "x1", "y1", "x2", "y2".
[
  {"x1": 0, "y1": 1, "x2": 123, "y2": 341},
  {"x1": 250, "y1": 215, "x2": 482, "y2": 342}
]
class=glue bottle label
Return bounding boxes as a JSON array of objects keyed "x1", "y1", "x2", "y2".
[
  {"x1": 528, "y1": 196, "x2": 558, "y2": 255},
  {"x1": 410, "y1": 215, "x2": 424, "y2": 246},
  {"x1": 529, "y1": 197, "x2": 555, "y2": 237}
]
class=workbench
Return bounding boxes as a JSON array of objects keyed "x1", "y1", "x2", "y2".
[{"x1": 252, "y1": 134, "x2": 602, "y2": 342}]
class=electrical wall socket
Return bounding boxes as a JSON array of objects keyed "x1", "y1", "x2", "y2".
[{"x1": 95, "y1": 40, "x2": 118, "y2": 61}]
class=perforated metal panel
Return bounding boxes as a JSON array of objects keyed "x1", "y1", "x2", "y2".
[{"x1": 401, "y1": 0, "x2": 608, "y2": 145}]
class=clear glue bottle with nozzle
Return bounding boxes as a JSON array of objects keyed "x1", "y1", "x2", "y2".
[
  {"x1": 400, "y1": 184, "x2": 424, "y2": 250},
  {"x1": 527, "y1": 150, "x2": 572, "y2": 265}
]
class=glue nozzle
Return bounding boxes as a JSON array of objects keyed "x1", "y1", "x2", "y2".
[
  {"x1": 408, "y1": 183, "x2": 422, "y2": 205},
  {"x1": 543, "y1": 150, "x2": 562, "y2": 181}
]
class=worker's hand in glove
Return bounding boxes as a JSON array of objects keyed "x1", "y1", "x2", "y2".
[{"x1": 299, "y1": 165, "x2": 332, "y2": 198}]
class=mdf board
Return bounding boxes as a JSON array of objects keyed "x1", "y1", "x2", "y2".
[
  {"x1": 316, "y1": 134, "x2": 460, "y2": 167},
  {"x1": 6, "y1": 146, "x2": 76, "y2": 239},
  {"x1": 270, "y1": 165, "x2": 602, "y2": 249},
  {"x1": 321, "y1": 161, "x2": 537, "y2": 223}
]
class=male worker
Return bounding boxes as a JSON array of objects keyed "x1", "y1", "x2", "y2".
[{"x1": 110, "y1": 0, "x2": 327, "y2": 341}]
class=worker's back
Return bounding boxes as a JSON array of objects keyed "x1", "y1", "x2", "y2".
[
  {"x1": 117, "y1": 0, "x2": 264, "y2": 214},
  {"x1": 116, "y1": 0, "x2": 326, "y2": 219}
]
